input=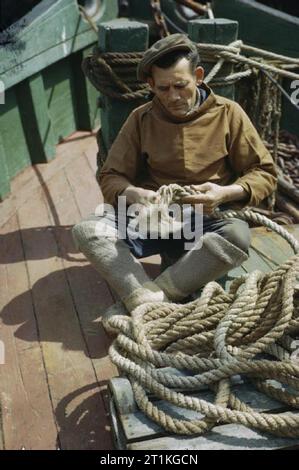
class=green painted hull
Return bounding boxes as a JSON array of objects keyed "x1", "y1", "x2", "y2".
[{"x1": 0, "y1": 0, "x2": 118, "y2": 200}]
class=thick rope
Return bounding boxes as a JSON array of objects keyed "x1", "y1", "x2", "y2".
[
  {"x1": 197, "y1": 41, "x2": 299, "y2": 81},
  {"x1": 82, "y1": 40, "x2": 299, "y2": 102},
  {"x1": 107, "y1": 184, "x2": 299, "y2": 438}
]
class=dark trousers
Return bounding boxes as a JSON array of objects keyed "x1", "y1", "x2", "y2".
[{"x1": 111, "y1": 208, "x2": 251, "y2": 260}]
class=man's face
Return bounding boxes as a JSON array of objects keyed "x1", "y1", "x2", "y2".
[{"x1": 148, "y1": 57, "x2": 204, "y2": 118}]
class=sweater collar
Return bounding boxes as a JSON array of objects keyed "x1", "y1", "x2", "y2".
[{"x1": 152, "y1": 82, "x2": 217, "y2": 123}]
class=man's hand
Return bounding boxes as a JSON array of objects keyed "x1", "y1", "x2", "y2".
[
  {"x1": 121, "y1": 186, "x2": 159, "y2": 205},
  {"x1": 181, "y1": 182, "x2": 248, "y2": 215}
]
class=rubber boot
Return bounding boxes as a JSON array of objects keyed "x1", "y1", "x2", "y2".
[
  {"x1": 72, "y1": 218, "x2": 168, "y2": 314},
  {"x1": 155, "y1": 232, "x2": 248, "y2": 301}
]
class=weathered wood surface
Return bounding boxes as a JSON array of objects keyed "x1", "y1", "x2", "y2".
[
  {"x1": 0, "y1": 214, "x2": 58, "y2": 450},
  {"x1": 0, "y1": 0, "x2": 118, "y2": 90},
  {"x1": 0, "y1": 48, "x2": 101, "y2": 200},
  {"x1": 0, "y1": 133, "x2": 10, "y2": 198},
  {"x1": 0, "y1": 132, "x2": 119, "y2": 449},
  {"x1": 98, "y1": 19, "x2": 149, "y2": 152},
  {"x1": 188, "y1": 18, "x2": 239, "y2": 100},
  {"x1": 0, "y1": 0, "x2": 118, "y2": 200},
  {"x1": 109, "y1": 370, "x2": 299, "y2": 450},
  {"x1": 220, "y1": 223, "x2": 299, "y2": 296},
  {"x1": 128, "y1": 423, "x2": 299, "y2": 450},
  {"x1": 0, "y1": 87, "x2": 32, "y2": 184}
]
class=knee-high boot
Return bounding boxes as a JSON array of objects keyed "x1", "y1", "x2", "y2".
[
  {"x1": 155, "y1": 232, "x2": 248, "y2": 301},
  {"x1": 72, "y1": 219, "x2": 168, "y2": 313}
]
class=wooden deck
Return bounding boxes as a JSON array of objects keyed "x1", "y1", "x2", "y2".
[
  {"x1": 0, "y1": 131, "x2": 298, "y2": 450},
  {"x1": 0, "y1": 131, "x2": 162, "y2": 450}
]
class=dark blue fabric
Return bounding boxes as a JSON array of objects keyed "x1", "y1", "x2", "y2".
[{"x1": 112, "y1": 208, "x2": 250, "y2": 259}]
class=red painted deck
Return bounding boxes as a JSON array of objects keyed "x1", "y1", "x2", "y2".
[{"x1": 0, "y1": 131, "x2": 161, "y2": 450}]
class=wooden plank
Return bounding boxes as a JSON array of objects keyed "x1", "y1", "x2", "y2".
[
  {"x1": 16, "y1": 174, "x2": 113, "y2": 450},
  {"x1": 213, "y1": 0, "x2": 299, "y2": 57},
  {"x1": 70, "y1": 47, "x2": 101, "y2": 132},
  {"x1": 43, "y1": 155, "x2": 119, "y2": 392},
  {"x1": 83, "y1": 137, "x2": 99, "y2": 175},
  {"x1": 188, "y1": 18, "x2": 239, "y2": 99},
  {"x1": 0, "y1": 215, "x2": 58, "y2": 450},
  {"x1": 0, "y1": 132, "x2": 96, "y2": 228},
  {"x1": 233, "y1": 224, "x2": 299, "y2": 275},
  {"x1": 53, "y1": 163, "x2": 118, "y2": 382},
  {"x1": 64, "y1": 150, "x2": 103, "y2": 219},
  {"x1": 42, "y1": 58, "x2": 78, "y2": 143},
  {"x1": 246, "y1": 225, "x2": 299, "y2": 272},
  {"x1": 0, "y1": 88, "x2": 31, "y2": 180},
  {"x1": 128, "y1": 421, "x2": 299, "y2": 450},
  {"x1": 0, "y1": 0, "x2": 119, "y2": 91},
  {"x1": 250, "y1": 231, "x2": 296, "y2": 269},
  {"x1": 242, "y1": 244, "x2": 275, "y2": 274},
  {"x1": 98, "y1": 19, "x2": 149, "y2": 151},
  {"x1": 110, "y1": 376, "x2": 290, "y2": 446}
]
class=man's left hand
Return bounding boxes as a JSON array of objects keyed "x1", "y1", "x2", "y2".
[{"x1": 181, "y1": 182, "x2": 247, "y2": 215}]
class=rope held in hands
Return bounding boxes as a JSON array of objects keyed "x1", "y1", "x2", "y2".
[{"x1": 107, "y1": 184, "x2": 299, "y2": 438}]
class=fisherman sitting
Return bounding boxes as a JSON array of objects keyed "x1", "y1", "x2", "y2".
[{"x1": 72, "y1": 34, "x2": 277, "y2": 321}]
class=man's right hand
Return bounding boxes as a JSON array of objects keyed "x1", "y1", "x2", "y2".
[{"x1": 121, "y1": 186, "x2": 158, "y2": 205}]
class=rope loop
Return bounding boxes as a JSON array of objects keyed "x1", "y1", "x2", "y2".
[{"x1": 107, "y1": 184, "x2": 299, "y2": 437}]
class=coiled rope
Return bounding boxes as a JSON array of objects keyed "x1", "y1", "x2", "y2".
[
  {"x1": 82, "y1": 39, "x2": 299, "y2": 102},
  {"x1": 107, "y1": 184, "x2": 299, "y2": 438}
]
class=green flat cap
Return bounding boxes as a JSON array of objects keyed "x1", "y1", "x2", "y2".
[{"x1": 137, "y1": 33, "x2": 197, "y2": 81}]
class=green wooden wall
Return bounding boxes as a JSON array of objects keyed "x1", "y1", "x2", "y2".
[{"x1": 0, "y1": 0, "x2": 118, "y2": 200}]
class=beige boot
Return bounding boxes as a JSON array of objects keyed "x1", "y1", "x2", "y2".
[
  {"x1": 72, "y1": 216, "x2": 168, "y2": 314},
  {"x1": 155, "y1": 232, "x2": 248, "y2": 301}
]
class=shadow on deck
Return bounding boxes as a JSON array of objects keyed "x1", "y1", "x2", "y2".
[
  {"x1": 0, "y1": 132, "x2": 298, "y2": 450},
  {"x1": 0, "y1": 131, "x2": 161, "y2": 450}
]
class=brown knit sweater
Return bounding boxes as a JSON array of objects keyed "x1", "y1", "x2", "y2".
[{"x1": 99, "y1": 83, "x2": 277, "y2": 208}]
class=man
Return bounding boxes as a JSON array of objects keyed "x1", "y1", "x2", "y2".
[{"x1": 72, "y1": 34, "x2": 277, "y2": 324}]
